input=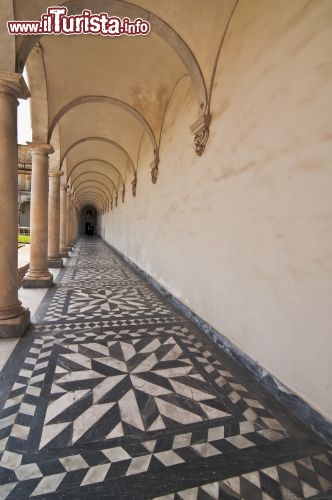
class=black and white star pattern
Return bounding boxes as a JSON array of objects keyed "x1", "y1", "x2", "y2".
[{"x1": 0, "y1": 238, "x2": 331, "y2": 499}]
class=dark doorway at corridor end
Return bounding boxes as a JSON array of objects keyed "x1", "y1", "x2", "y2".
[{"x1": 80, "y1": 205, "x2": 98, "y2": 237}]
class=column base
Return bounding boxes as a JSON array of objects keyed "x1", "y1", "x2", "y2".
[
  {"x1": 48, "y1": 257, "x2": 63, "y2": 268},
  {"x1": 60, "y1": 250, "x2": 68, "y2": 258},
  {"x1": 0, "y1": 308, "x2": 30, "y2": 339},
  {"x1": 23, "y1": 271, "x2": 53, "y2": 289}
]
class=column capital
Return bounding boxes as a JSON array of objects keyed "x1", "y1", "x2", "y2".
[
  {"x1": 27, "y1": 142, "x2": 54, "y2": 156},
  {"x1": 49, "y1": 169, "x2": 64, "y2": 178},
  {"x1": 0, "y1": 71, "x2": 30, "y2": 99}
]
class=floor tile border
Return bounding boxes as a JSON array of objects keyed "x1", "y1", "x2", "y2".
[{"x1": 102, "y1": 238, "x2": 332, "y2": 447}]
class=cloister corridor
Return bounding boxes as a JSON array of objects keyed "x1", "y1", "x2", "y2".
[
  {"x1": 0, "y1": 238, "x2": 331, "y2": 499},
  {"x1": 0, "y1": 0, "x2": 332, "y2": 498}
]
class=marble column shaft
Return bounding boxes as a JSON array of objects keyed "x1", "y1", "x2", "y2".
[
  {"x1": 60, "y1": 182, "x2": 68, "y2": 257},
  {"x1": 0, "y1": 72, "x2": 30, "y2": 337},
  {"x1": 48, "y1": 170, "x2": 63, "y2": 268},
  {"x1": 66, "y1": 191, "x2": 73, "y2": 250},
  {"x1": 23, "y1": 143, "x2": 53, "y2": 288}
]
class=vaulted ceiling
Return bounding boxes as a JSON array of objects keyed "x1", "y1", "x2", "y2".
[{"x1": 10, "y1": 0, "x2": 237, "y2": 212}]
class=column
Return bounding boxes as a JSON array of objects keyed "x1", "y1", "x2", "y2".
[
  {"x1": 48, "y1": 170, "x2": 63, "y2": 268},
  {"x1": 66, "y1": 190, "x2": 73, "y2": 250},
  {"x1": 0, "y1": 72, "x2": 30, "y2": 337},
  {"x1": 23, "y1": 143, "x2": 54, "y2": 288},
  {"x1": 71, "y1": 195, "x2": 77, "y2": 245},
  {"x1": 59, "y1": 181, "x2": 68, "y2": 257}
]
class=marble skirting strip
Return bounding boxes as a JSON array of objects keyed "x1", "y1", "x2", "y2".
[{"x1": 103, "y1": 238, "x2": 332, "y2": 447}]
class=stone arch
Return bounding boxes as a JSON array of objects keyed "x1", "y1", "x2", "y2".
[
  {"x1": 25, "y1": 42, "x2": 48, "y2": 143},
  {"x1": 77, "y1": 193, "x2": 105, "y2": 210},
  {"x1": 75, "y1": 187, "x2": 108, "y2": 206},
  {"x1": 75, "y1": 184, "x2": 110, "y2": 203},
  {"x1": 48, "y1": 96, "x2": 157, "y2": 156},
  {"x1": 73, "y1": 177, "x2": 114, "y2": 199},
  {"x1": 0, "y1": 0, "x2": 15, "y2": 71},
  {"x1": 68, "y1": 159, "x2": 124, "y2": 189},
  {"x1": 60, "y1": 137, "x2": 136, "y2": 175},
  {"x1": 16, "y1": 0, "x2": 208, "y2": 113}
]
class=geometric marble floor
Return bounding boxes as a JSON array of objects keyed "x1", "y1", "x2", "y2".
[{"x1": 0, "y1": 239, "x2": 331, "y2": 499}]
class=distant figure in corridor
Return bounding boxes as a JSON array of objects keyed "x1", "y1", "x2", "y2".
[{"x1": 85, "y1": 223, "x2": 94, "y2": 237}]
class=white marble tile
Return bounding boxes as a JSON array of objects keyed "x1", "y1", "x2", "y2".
[
  {"x1": 226, "y1": 435, "x2": 255, "y2": 449},
  {"x1": 201, "y1": 482, "x2": 219, "y2": 499},
  {"x1": 208, "y1": 426, "x2": 224, "y2": 442},
  {"x1": 15, "y1": 463, "x2": 42, "y2": 480},
  {"x1": 25, "y1": 386, "x2": 41, "y2": 397},
  {"x1": 44, "y1": 390, "x2": 89, "y2": 424},
  {"x1": 170, "y1": 379, "x2": 214, "y2": 401},
  {"x1": 31, "y1": 473, "x2": 66, "y2": 496},
  {"x1": 4, "y1": 394, "x2": 24, "y2": 409},
  {"x1": 61, "y1": 352, "x2": 92, "y2": 369},
  {"x1": 18, "y1": 369, "x2": 33, "y2": 378},
  {"x1": 19, "y1": 402, "x2": 36, "y2": 416},
  {"x1": 39, "y1": 422, "x2": 71, "y2": 449},
  {"x1": 82, "y1": 343, "x2": 109, "y2": 356},
  {"x1": 60, "y1": 455, "x2": 89, "y2": 471},
  {"x1": 132, "y1": 353, "x2": 158, "y2": 373},
  {"x1": 178, "y1": 487, "x2": 198, "y2": 499},
  {"x1": 140, "y1": 338, "x2": 161, "y2": 353},
  {"x1": 72, "y1": 403, "x2": 114, "y2": 443},
  {"x1": 57, "y1": 369, "x2": 104, "y2": 383},
  {"x1": 102, "y1": 446, "x2": 131, "y2": 462},
  {"x1": 93, "y1": 375, "x2": 126, "y2": 403},
  {"x1": 261, "y1": 466, "x2": 279, "y2": 481},
  {"x1": 0, "y1": 483, "x2": 17, "y2": 500},
  {"x1": 154, "y1": 367, "x2": 192, "y2": 379},
  {"x1": 0, "y1": 413, "x2": 16, "y2": 430},
  {"x1": 199, "y1": 402, "x2": 229, "y2": 420},
  {"x1": 242, "y1": 471, "x2": 261, "y2": 488},
  {"x1": 119, "y1": 389, "x2": 145, "y2": 431},
  {"x1": 106, "y1": 421, "x2": 124, "y2": 438},
  {"x1": 173, "y1": 433, "x2": 192, "y2": 449},
  {"x1": 10, "y1": 424, "x2": 30, "y2": 440},
  {"x1": 0, "y1": 451, "x2": 23, "y2": 470},
  {"x1": 191, "y1": 443, "x2": 220, "y2": 457},
  {"x1": 155, "y1": 398, "x2": 202, "y2": 425},
  {"x1": 126, "y1": 455, "x2": 151, "y2": 476},
  {"x1": 97, "y1": 356, "x2": 127, "y2": 373},
  {"x1": 130, "y1": 375, "x2": 172, "y2": 396},
  {"x1": 154, "y1": 450, "x2": 184, "y2": 466},
  {"x1": 81, "y1": 464, "x2": 110, "y2": 486}
]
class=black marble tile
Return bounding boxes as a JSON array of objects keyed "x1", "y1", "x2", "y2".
[{"x1": 0, "y1": 237, "x2": 331, "y2": 499}]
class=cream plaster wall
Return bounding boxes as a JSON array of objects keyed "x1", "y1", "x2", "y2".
[{"x1": 102, "y1": 0, "x2": 332, "y2": 419}]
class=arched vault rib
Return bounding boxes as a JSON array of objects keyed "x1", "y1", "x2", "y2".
[
  {"x1": 48, "y1": 96, "x2": 157, "y2": 157},
  {"x1": 60, "y1": 137, "x2": 136, "y2": 175},
  {"x1": 77, "y1": 193, "x2": 105, "y2": 209},
  {"x1": 68, "y1": 159, "x2": 124, "y2": 189},
  {"x1": 73, "y1": 173, "x2": 117, "y2": 197},
  {"x1": 74, "y1": 181, "x2": 112, "y2": 202},
  {"x1": 75, "y1": 187, "x2": 108, "y2": 205},
  {"x1": 16, "y1": 0, "x2": 208, "y2": 113}
]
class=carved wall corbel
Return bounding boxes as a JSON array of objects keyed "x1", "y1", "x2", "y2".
[
  {"x1": 131, "y1": 174, "x2": 137, "y2": 197},
  {"x1": 150, "y1": 150, "x2": 159, "y2": 184},
  {"x1": 190, "y1": 114, "x2": 211, "y2": 156}
]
